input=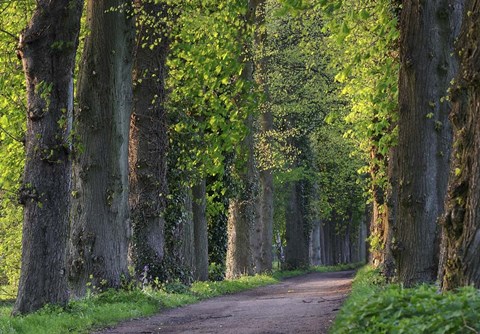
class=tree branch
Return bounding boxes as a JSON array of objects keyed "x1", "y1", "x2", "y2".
[{"x1": 0, "y1": 28, "x2": 17, "y2": 41}]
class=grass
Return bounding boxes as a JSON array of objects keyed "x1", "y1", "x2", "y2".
[
  {"x1": 330, "y1": 266, "x2": 480, "y2": 334},
  {"x1": 0, "y1": 263, "x2": 358, "y2": 334}
]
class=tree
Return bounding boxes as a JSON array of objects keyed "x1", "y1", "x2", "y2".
[
  {"x1": 266, "y1": 3, "x2": 345, "y2": 270},
  {"x1": 13, "y1": 0, "x2": 83, "y2": 314},
  {"x1": 253, "y1": 0, "x2": 273, "y2": 273},
  {"x1": 69, "y1": 0, "x2": 134, "y2": 296},
  {"x1": 317, "y1": 0, "x2": 399, "y2": 274},
  {"x1": 440, "y1": 0, "x2": 480, "y2": 290},
  {"x1": 310, "y1": 126, "x2": 367, "y2": 266},
  {"x1": 193, "y1": 180, "x2": 209, "y2": 281},
  {"x1": 129, "y1": 0, "x2": 169, "y2": 282},
  {"x1": 395, "y1": 0, "x2": 463, "y2": 285},
  {"x1": 225, "y1": 0, "x2": 260, "y2": 279}
]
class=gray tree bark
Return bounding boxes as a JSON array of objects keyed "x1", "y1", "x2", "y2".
[
  {"x1": 225, "y1": 0, "x2": 259, "y2": 279},
  {"x1": 440, "y1": 0, "x2": 480, "y2": 290},
  {"x1": 310, "y1": 220, "x2": 322, "y2": 266},
  {"x1": 252, "y1": 0, "x2": 273, "y2": 274},
  {"x1": 181, "y1": 189, "x2": 195, "y2": 276},
  {"x1": 395, "y1": 0, "x2": 463, "y2": 286},
  {"x1": 129, "y1": 0, "x2": 169, "y2": 281},
  {"x1": 225, "y1": 116, "x2": 257, "y2": 278},
  {"x1": 193, "y1": 180, "x2": 209, "y2": 281},
  {"x1": 13, "y1": 0, "x2": 83, "y2": 315},
  {"x1": 284, "y1": 181, "x2": 309, "y2": 269},
  {"x1": 383, "y1": 146, "x2": 398, "y2": 279},
  {"x1": 69, "y1": 0, "x2": 134, "y2": 297}
]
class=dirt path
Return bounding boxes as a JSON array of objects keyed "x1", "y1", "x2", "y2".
[{"x1": 94, "y1": 270, "x2": 355, "y2": 334}]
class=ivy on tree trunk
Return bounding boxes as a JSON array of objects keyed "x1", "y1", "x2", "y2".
[
  {"x1": 13, "y1": 0, "x2": 83, "y2": 315},
  {"x1": 69, "y1": 0, "x2": 134, "y2": 297}
]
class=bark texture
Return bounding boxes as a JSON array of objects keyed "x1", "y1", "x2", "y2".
[
  {"x1": 257, "y1": 164, "x2": 274, "y2": 272},
  {"x1": 193, "y1": 180, "x2": 209, "y2": 281},
  {"x1": 395, "y1": 0, "x2": 463, "y2": 286},
  {"x1": 13, "y1": 0, "x2": 83, "y2": 315},
  {"x1": 129, "y1": 0, "x2": 169, "y2": 281},
  {"x1": 254, "y1": 0, "x2": 273, "y2": 273},
  {"x1": 225, "y1": 115, "x2": 257, "y2": 278},
  {"x1": 69, "y1": 0, "x2": 134, "y2": 297},
  {"x1": 441, "y1": 0, "x2": 480, "y2": 290},
  {"x1": 284, "y1": 181, "x2": 309, "y2": 269},
  {"x1": 383, "y1": 147, "x2": 398, "y2": 280},
  {"x1": 225, "y1": 0, "x2": 259, "y2": 279},
  {"x1": 181, "y1": 189, "x2": 195, "y2": 275}
]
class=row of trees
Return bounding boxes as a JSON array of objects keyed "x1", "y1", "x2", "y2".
[
  {"x1": 9, "y1": 0, "x2": 480, "y2": 317},
  {"x1": 316, "y1": 0, "x2": 480, "y2": 290},
  {"x1": 1, "y1": 0, "x2": 367, "y2": 314}
]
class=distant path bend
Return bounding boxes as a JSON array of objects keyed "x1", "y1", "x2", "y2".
[{"x1": 94, "y1": 270, "x2": 355, "y2": 334}]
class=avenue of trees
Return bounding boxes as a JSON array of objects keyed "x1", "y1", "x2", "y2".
[{"x1": 0, "y1": 0, "x2": 479, "y2": 316}]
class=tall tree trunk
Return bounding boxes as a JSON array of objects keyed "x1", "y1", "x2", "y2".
[
  {"x1": 129, "y1": 0, "x2": 169, "y2": 281},
  {"x1": 284, "y1": 180, "x2": 309, "y2": 269},
  {"x1": 181, "y1": 189, "x2": 195, "y2": 277},
  {"x1": 258, "y1": 166, "x2": 274, "y2": 272},
  {"x1": 69, "y1": 0, "x2": 134, "y2": 297},
  {"x1": 310, "y1": 220, "x2": 321, "y2": 266},
  {"x1": 440, "y1": 0, "x2": 480, "y2": 290},
  {"x1": 225, "y1": 0, "x2": 259, "y2": 279},
  {"x1": 226, "y1": 113, "x2": 257, "y2": 278},
  {"x1": 193, "y1": 180, "x2": 209, "y2": 281},
  {"x1": 368, "y1": 145, "x2": 389, "y2": 268},
  {"x1": 13, "y1": 0, "x2": 83, "y2": 315},
  {"x1": 382, "y1": 146, "x2": 398, "y2": 279},
  {"x1": 395, "y1": 0, "x2": 463, "y2": 286},
  {"x1": 253, "y1": 0, "x2": 273, "y2": 274}
]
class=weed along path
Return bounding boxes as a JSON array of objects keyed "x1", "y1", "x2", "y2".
[{"x1": 94, "y1": 270, "x2": 355, "y2": 334}]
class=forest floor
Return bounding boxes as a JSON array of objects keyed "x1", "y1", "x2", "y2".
[{"x1": 93, "y1": 270, "x2": 355, "y2": 334}]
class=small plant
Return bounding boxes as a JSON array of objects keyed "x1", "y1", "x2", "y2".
[
  {"x1": 208, "y1": 262, "x2": 225, "y2": 281},
  {"x1": 331, "y1": 266, "x2": 480, "y2": 334}
]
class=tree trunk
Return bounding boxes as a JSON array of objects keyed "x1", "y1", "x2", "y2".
[
  {"x1": 13, "y1": 0, "x2": 83, "y2": 315},
  {"x1": 310, "y1": 220, "x2": 321, "y2": 266},
  {"x1": 284, "y1": 181, "x2": 309, "y2": 269},
  {"x1": 69, "y1": 0, "x2": 134, "y2": 297},
  {"x1": 259, "y1": 167, "x2": 274, "y2": 271},
  {"x1": 253, "y1": 0, "x2": 273, "y2": 274},
  {"x1": 395, "y1": 0, "x2": 463, "y2": 286},
  {"x1": 225, "y1": 114, "x2": 257, "y2": 278},
  {"x1": 129, "y1": 0, "x2": 169, "y2": 281},
  {"x1": 193, "y1": 180, "x2": 209, "y2": 281},
  {"x1": 440, "y1": 0, "x2": 480, "y2": 290},
  {"x1": 383, "y1": 146, "x2": 398, "y2": 279},
  {"x1": 181, "y1": 189, "x2": 195, "y2": 276},
  {"x1": 225, "y1": 0, "x2": 259, "y2": 279}
]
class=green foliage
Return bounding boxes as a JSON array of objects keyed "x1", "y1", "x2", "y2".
[
  {"x1": 207, "y1": 262, "x2": 225, "y2": 281},
  {"x1": 166, "y1": 0, "x2": 253, "y2": 180},
  {"x1": 0, "y1": 1, "x2": 33, "y2": 296},
  {"x1": 316, "y1": 0, "x2": 399, "y2": 256},
  {"x1": 267, "y1": 2, "x2": 366, "y2": 250},
  {"x1": 332, "y1": 266, "x2": 480, "y2": 334},
  {"x1": 311, "y1": 125, "x2": 365, "y2": 231},
  {"x1": 320, "y1": 0, "x2": 399, "y2": 193}
]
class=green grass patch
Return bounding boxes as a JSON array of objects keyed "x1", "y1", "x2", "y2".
[
  {"x1": 331, "y1": 266, "x2": 480, "y2": 334},
  {"x1": 0, "y1": 264, "x2": 352, "y2": 334}
]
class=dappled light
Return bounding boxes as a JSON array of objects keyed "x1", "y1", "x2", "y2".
[{"x1": 0, "y1": 0, "x2": 479, "y2": 332}]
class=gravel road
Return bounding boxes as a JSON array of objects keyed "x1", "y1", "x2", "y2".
[{"x1": 94, "y1": 270, "x2": 355, "y2": 334}]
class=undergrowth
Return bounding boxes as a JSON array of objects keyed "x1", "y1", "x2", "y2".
[
  {"x1": 331, "y1": 266, "x2": 480, "y2": 334},
  {"x1": 0, "y1": 264, "x2": 357, "y2": 334}
]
